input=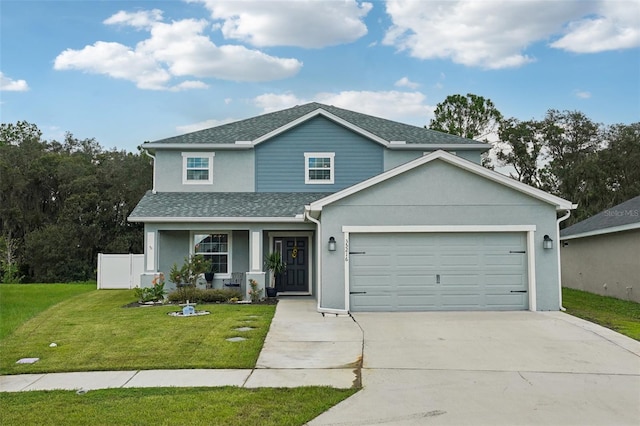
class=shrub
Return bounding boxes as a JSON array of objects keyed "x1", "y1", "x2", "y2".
[
  {"x1": 167, "y1": 288, "x2": 242, "y2": 304},
  {"x1": 133, "y1": 273, "x2": 166, "y2": 303}
]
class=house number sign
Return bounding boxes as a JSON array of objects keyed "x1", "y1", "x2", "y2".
[{"x1": 291, "y1": 246, "x2": 298, "y2": 259}]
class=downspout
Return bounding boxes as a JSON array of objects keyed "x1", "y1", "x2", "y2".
[
  {"x1": 304, "y1": 210, "x2": 324, "y2": 312},
  {"x1": 143, "y1": 149, "x2": 157, "y2": 194},
  {"x1": 556, "y1": 209, "x2": 572, "y2": 311}
]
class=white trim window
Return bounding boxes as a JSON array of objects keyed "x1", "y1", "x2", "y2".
[
  {"x1": 304, "y1": 152, "x2": 335, "y2": 184},
  {"x1": 182, "y1": 152, "x2": 215, "y2": 184},
  {"x1": 193, "y1": 233, "x2": 230, "y2": 275}
]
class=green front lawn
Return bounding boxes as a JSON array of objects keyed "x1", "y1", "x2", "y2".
[
  {"x1": 0, "y1": 288, "x2": 276, "y2": 374},
  {"x1": 0, "y1": 387, "x2": 358, "y2": 426},
  {"x1": 563, "y1": 287, "x2": 640, "y2": 340},
  {"x1": 0, "y1": 283, "x2": 95, "y2": 340}
]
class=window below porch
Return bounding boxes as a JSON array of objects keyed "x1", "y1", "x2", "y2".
[{"x1": 193, "y1": 233, "x2": 229, "y2": 274}]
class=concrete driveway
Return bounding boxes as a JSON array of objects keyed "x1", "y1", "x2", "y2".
[{"x1": 310, "y1": 311, "x2": 640, "y2": 426}]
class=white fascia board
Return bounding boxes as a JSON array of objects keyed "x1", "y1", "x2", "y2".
[
  {"x1": 252, "y1": 108, "x2": 389, "y2": 147},
  {"x1": 560, "y1": 222, "x2": 640, "y2": 240},
  {"x1": 342, "y1": 225, "x2": 537, "y2": 233},
  {"x1": 390, "y1": 143, "x2": 489, "y2": 150},
  {"x1": 141, "y1": 143, "x2": 252, "y2": 150},
  {"x1": 309, "y1": 150, "x2": 574, "y2": 212},
  {"x1": 128, "y1": 216, "x2": 305, "y2": 223}
]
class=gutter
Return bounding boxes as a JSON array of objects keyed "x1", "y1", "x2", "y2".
[
  {"x1": 143, "y1": 149, "x2": 157, "y2": 194},
  {"x1": 556, "y1": 209, "x2": 572, "y2": 311}
]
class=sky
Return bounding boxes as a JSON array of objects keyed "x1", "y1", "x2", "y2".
[{"x1": 1, "y1": 0, "x2": 639, "y2": 152}]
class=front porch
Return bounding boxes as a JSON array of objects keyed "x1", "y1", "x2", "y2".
[{"x1": 140, "y1": 224, "x2": 317, "y2": 301}]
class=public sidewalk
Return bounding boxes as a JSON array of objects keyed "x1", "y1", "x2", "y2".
[{"x1": 0, "y1": 299, "x2": 363, "y2": 392}]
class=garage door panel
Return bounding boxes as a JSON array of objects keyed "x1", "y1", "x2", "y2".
[
  {"x1": 397, "y1": 295, "x2": 439, "y2": 308},
  {"x1": 396, "y1": 255, "x2": 437, "y2": 266},
  {"x1": 484, "y1": 254, "x2": 525, "y2": 266},
  {"x1": 485, "y1": 294, "x2": 527, "y2": 310},
  {"x1": 440, "y1": 254, "x2": 480, "y2": 266},
  {"x1": 485, "y1": 274, "x2": 526, "y2": 286},
  {"x1": 349, "y1": 232, "x2": 528, "y2": 312}
]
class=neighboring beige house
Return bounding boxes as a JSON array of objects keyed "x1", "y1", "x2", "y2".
[{"x1": 560, "y1": 195, "x2": 640, "y2": 303}]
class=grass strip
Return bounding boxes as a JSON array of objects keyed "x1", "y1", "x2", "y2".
[
  {"x1": 562, "y1": 287, "x2": 640, "y2": 340},
  {"x1": 1, "y1": 289, "x2": 275, "y2": 374},
  {"x1": 0, "y1": 386, "x2": 358, "y2": 426}
]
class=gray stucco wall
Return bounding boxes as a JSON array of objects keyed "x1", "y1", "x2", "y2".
[
  {"x1": 318, "y1": 159, "x2": 560, "y2": 311},
  {"x1": 561, "y1": 229, "x2": 640, "y2": 303},
  {"x1": 154, "y1": 149, "x2": 255, "y2": 192},
  {"x1": 255, "y1": 116, "x2": 383, "y2": 192}
]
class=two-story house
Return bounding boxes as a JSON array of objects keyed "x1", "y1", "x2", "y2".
[{"x1": 129, "y1": 102, "x2": 575, "y2": 313}]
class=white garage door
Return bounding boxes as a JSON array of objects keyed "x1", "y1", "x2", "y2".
[{"x1": 349, "y1": 233, "x2": 528, "y2": 311}]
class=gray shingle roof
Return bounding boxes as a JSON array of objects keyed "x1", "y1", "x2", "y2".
[
  {"x1": 129, "y1": 191, "x2": 333, "y2": 219},
  {"x1": 147, "y1": 102, "x2": 484, "y2": 146},
  {"x1": 560, "y1": 195, "x2": 640, "y2": 237}
]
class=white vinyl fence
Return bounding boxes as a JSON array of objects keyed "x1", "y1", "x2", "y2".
[{"x1": 97, "y1": 253, "x2": 144, "y2": 289}]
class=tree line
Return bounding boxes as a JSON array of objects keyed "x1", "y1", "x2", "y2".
[
  {"x1": 2, "y1": 98, "x2": 638, "y2": 282},
  {"x1": 0, "y1": 121, "x2": 152, "y2": 283},
  {"x1": 429, "y1": 94, "x2": 640, "y2": 225}
]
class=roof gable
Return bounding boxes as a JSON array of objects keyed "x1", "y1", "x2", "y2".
[
  {"x1": 308, "y1": 150, "x2": 575, "y2": 213},
  {"x1": 143, "y1": 102, "x2": 489, "y2": 149},
  {"x1": 560, "y1": 194, "x2": 640, "y2": 239}
]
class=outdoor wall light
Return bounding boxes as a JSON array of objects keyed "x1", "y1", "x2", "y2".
[
  {"x1": 328, "y1": 236, "x2": 336, "y2": 252},
  {"x1": 543, "y1": 235, "x2": 553, "y2": 249}
]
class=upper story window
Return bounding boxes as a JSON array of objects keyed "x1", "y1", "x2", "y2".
[
  {"x1": 304, "y1": 152, "x2": 335, "y2": 184},
  {"x1": 182, "y1": 152, "x2": 215, "y2": 184}
]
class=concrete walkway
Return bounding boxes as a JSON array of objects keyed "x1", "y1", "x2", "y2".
[{"x1": 0, "y1": 299, "x2": 363, "y2": 392}]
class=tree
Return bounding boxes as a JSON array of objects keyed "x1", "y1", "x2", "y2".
[
  {"x1": 429, "y1": 93, "x2": 503, "y2": 168},
  {"x1": 429, "y1": 93, "x2": 503, "y2": 140},
  {"x1": 540, "y1": 110, "x2": 601, "y2": 200},
  {"x1": 0, "y1": 121, "x2": 152, "y2": 282},
  {"x1": 496, "y1": 118, "x2": 545, "y2": 187}
]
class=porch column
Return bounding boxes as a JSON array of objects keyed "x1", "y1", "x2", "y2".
[
  {"x1": 247, "y1": 230, "x2": 266, "y2": 300},
  {"x1": 250, "y1": 230, "x2": 262, "y2": 272}
]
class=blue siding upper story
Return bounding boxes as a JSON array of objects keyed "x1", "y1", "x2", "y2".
[{"x1": 255, "y1": 116, "x2": 384, "y2": 192}]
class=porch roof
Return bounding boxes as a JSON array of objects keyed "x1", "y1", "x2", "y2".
[{"x1": 128, "y1": 191, "x2": 333, "y2": 222}]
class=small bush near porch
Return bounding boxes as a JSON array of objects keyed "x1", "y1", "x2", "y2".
[{"x1": 0, "y1": 288, "x2": 275, "y2": 374}]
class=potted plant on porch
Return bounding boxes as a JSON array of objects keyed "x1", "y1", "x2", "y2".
[{"x1": 264, "y1": 251, "x2": 286, "y2": 298}]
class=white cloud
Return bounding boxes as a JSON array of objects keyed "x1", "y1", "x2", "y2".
[
  {"x1": 54, "y1": 41, "x2": 172, "y2": 90},
  {"x1": 254, "y1": 90, "x2": 434, "y2": 126},
  {"x1": 395, "y1": 76, "x2": 420, "y2": 89},
  {"x1": 54, "y1": 10, "x2": 302, "y2": 90},
  {"x1": 191, "y1": 0, "x2": 372, "y2": 48},
  {"x1": 103, "y1": 9, "x2": 163, "y2": 29},
  {"x1": 0, "y1": 72, "x2": 29, "y2": 91},
  {"x1": 177, "y1": 117, "x2": 237, "y2": 133},
  {"x1": 382, "y1": 0, "x2": 591, "y2": 69},
  {"x1": 574, "y1": 90, "x2": 592, "y2": 99},
  {"x1": 551, "y1": 0, "x2": 640, "y2": 52},
  {"x1": 170, "y1": 81, "x2": 210, "y2": 91}
]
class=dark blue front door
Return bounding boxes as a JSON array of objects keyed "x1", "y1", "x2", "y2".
[{"x1": 275, "y1": 237, "x2": 308, "y2": 293}]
